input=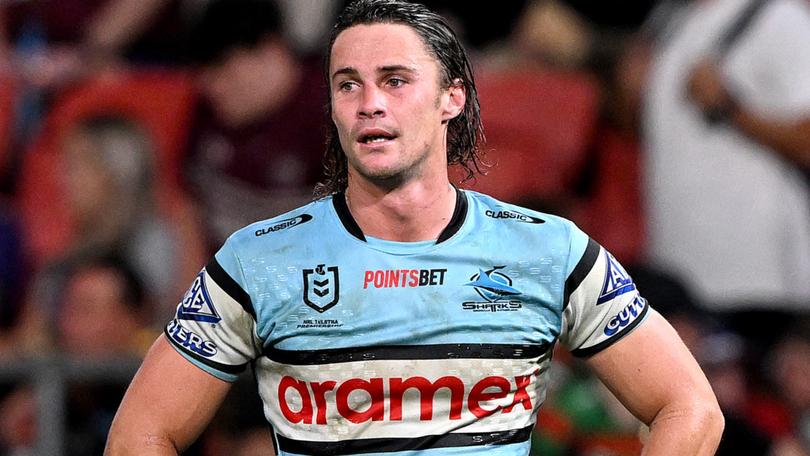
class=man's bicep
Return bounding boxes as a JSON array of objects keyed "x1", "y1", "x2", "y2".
[
  {"x1": 583, "y1": 309, "x2": 713, "y2": 425},
  {"x1": 106, "y1": 335, "x2": 232, "y2": 455}
]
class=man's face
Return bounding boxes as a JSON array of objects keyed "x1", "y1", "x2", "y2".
[{"x1": 329, "y1": 23, "x2": 464, "y2": 186}]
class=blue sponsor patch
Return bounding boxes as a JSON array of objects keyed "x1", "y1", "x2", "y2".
[
  {"x1": 596, "y1": 252, "x2": 636, "y2": 305},
  {"x1": 167, "y1": 320, "x2": 218, "y2": 357},
  {"x1": 177, "y1": 271, "x2": 221, "y2": 323},
  {"x1": 603, "y1": 295, "x2": 646, "y2": 336}
]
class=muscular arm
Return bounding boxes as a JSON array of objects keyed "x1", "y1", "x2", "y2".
[
  {"x1": 585, "y1": 309, "x2": 724, "y2": 455},
  {"x1": 105, "y1": 335, "x2": 232, "y2": 455}
]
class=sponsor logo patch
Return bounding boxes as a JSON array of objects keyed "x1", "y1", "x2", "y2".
[
  {"x1": 255, "y1": 214, "x2": 313, "y2": 237},
  {"x1": 303, "y1": 264, "x2": 340, "y2": 313},
  {"x1": 278, "y1": 371, "x2": 538, "y2": 425},
  {"x1": 167, "y1": 320, "x2": 218, "y2": 357},
  {"x1": 463, "y1": 266, "x2": 522, "y2": 312},
  {"x1": 603, "y1": 295, "x2": 646, "y2": 336},
  {"x1": 177, "y1": 272, "x2": 221, "y2": 323},
  {"x1": 597, "y1": 252, "x2": 636, "y2": 305},
  {"x1": 363, "y1": 268, "x2": 447, "y2": 289},
  {"x1": 485, "y1": 209, "x2": 544, "y2": 224}
]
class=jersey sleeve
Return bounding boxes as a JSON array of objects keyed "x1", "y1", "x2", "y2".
[
  {"x1": 558, "y1": 232, "x2": 650, "y2": 357},
  {"x1": 164, "y1": 239, "x2": 260, "y2": 381}
]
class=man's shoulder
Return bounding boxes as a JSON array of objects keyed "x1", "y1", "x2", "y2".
[
  {"x1": 464, "y1": 190, "x2": 578, "y2": 233},
  {"x1": 225, "y1": 196, "x2": 334, "y2": 248}
]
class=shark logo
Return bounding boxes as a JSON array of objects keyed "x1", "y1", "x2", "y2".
[{"x1": 465, "y1": 266, "x2": 521, "y2": 303}]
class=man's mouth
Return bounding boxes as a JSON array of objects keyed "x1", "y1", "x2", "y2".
[{"x1": 357, "y1": 129, "x2": 397, "y2": 144}]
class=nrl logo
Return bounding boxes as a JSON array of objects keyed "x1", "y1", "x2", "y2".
[{"x1": 303, "y1": 264, "x2": 340, "y2": 313}]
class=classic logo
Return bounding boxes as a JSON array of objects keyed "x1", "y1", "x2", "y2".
[
  {"x1": 177, "y1": 271, "x2": 221, "y2": 323},
  {"x1": 255, "y1": 214, "x2": 312, "y2": 237},
  {"x1": 303, "y1": 264, "x2": 340, "y2": 313},
  {"x1": 597, "y1": 252, "x2": 636, "y2": 305},
  {"x1": 485, "y1": 209, "x2": 544, "y2": 224},
  {"x1": 463, "y1": 266, "x2": 522, "y2": 312}
]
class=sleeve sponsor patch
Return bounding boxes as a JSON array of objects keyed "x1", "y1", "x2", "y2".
[
  {"x1": 177, "y1": 271, "x2": 221, "y2": 324},
  {"x1": 167, "y1": 319, "x2": 218, "y2": 357},
  {"x1": 165, "y1": 262, "x2": 260, "y2": 380},
  {"x1": 560, "y1": 243, "x2": 649, "y2": 356}
]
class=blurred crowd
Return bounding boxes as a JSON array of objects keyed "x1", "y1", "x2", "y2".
[{"x1": 0, "y1": 0, "x2": 808, "y2": 455}]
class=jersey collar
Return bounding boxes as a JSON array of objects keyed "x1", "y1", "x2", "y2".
[{"x1": 332, "y1": 187, "x2": 468, "y2": 244}]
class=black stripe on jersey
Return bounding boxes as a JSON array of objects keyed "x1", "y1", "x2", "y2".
[
  {"x1": 332, "y1": 192, "x2": 366, "y2": 241},
  {"x1": 563, "y1": 237, "x2": 600, "y2": 310},
  {"x1": 205, "y1": 257, "x2": 255, "y2": 319},
  {"x1": 570, "y1": 302, "x2": 650, "y2": 358},
  {"x1": 276, "y1": 423, "x2": 533, "y2": 455},
  {"x1": 162, "y1": 330, "x2": 248, "y2": 375},
  {"x1": 263, "y1": 342, "x2": 550, "y2": 365}
]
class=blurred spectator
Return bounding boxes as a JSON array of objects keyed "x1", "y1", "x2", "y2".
[
  {"x1": 55, "y1": 255, "x2": 154, "y2": 358},
  {"x1": 767, "y1": 322, "x2": 810, "y2": 456},
  {"x1": 0, "y1": 0, "x2": 183, "y2": 85},
  {"x1": 642, "y1": 0, "x2": 810, "y2": 329},
  {"x1": 0, "y1": 255, "x2": 154, "y2": 456},
  {"x1": 0, "y1": 200, "x2": 24, "y2": 353},
  {"x1": 182, "y1": 0, "x2": 327, "y2": 245},
  {"x1": 0, "y1": 0, "x2": 185, "y2": 193},
  {"x1": 14, "y1": 113, "x2": 203, "y2": 352}
]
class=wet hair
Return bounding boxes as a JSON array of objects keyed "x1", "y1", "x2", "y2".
[
  {"x1": 315, "y1": 0, "x2": 485, "y2": 197},
  {"x1": 186, "y1": 0, "x2": 282, "y2": 65}
]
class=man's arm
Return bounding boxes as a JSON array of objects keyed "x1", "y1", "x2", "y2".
[
  {"x1": 687, "y1": 59, "x2": 810, "y2": 169},
  {"x1": 585, "y1": 309, "x2": 724, "y2": 455},
  {"x1": 105, "y1": 335, "x2": 232, "y2": 455}
]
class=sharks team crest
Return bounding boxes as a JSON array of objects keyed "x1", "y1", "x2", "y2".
[
  {"x1": 303, "y1": 264, "x2": 340, "y2": 313},
  {"x1": 177, "y1": 271, "x2": 221, "y2": 323}
]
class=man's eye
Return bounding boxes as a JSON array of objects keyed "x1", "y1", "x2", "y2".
[
  {"x1": 387, "y1": 78, "x2": 406, "y2": 88},
  {"x1": 338, "y1": 81, "x2": 357, "y2": 92}
]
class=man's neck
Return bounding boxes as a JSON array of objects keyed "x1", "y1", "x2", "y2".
[{"x1": 344, "y1": 178, "x2": 457, "y2": 242}]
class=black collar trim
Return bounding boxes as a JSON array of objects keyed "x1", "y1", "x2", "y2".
[
  {"x1": 332, "y1": 187, "x2": 468, "y2": 244},
  {"x1": 332, "y1": 192, "x2": 366, "y2": 241},
  {"x1": 436, "y1": 187, "x2": 467, "y2": 243}
]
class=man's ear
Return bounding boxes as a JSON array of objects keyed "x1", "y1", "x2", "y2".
[{"x1": 441, "y1": 78, "x2": 466, "y2": 122}]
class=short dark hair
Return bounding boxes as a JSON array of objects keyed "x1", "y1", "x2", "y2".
[
  {"x1": 186, "y1": 0, "x2": 282, "y2": 65},
  {"x1": 315, "y1": 0, "x2": 484, "y2": 197}
]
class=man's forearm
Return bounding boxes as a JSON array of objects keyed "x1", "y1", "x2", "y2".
[
  {"x1": 730, "y1": 109, "x2": 810, "y2": 170},
  {"x1": 642, "y1": 402, "x2": 724, "y2": 455},
  {"x1": 105, "y1": 431, "x2": 179, "y2": 456}
]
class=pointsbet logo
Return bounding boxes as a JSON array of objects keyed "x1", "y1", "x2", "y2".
[
  {"x1": 363, "y1": 268, "x2": 447, "y2": 289},
  {"x1": 277, "y1": 372, "x2": 537, "y2": 425}
]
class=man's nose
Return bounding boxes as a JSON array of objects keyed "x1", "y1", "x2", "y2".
[{"x1": 358, "y1": 85, "x2": 386, "y2": 118}]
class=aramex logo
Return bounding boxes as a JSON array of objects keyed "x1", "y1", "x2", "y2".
[{"x1": 278, "y1": 373, "x2": 536, "y2": 425}]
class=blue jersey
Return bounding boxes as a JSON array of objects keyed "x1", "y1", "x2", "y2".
[{"x1": 165, "y1": 189, "x2": 649, "y2": 456}]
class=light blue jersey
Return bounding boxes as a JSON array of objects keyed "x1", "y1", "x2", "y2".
[{"x1": 166, "y1": 189, "x2": 649, "y2": 455}]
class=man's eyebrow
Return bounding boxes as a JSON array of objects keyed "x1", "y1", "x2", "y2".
[
  {"x1": 331, "y1": 64, "x2": 418, "y2": 81},
  {"x1": 379, "y1": 64, "x2": 418, "y2": 74},
  {"x1": 331, "y1": 66, "x2": 359, "y2": 81}
]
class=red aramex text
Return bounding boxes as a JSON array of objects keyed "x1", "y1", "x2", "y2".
[{"x1": 278, "y1": 373, "x2": 535, "y2": 425}]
